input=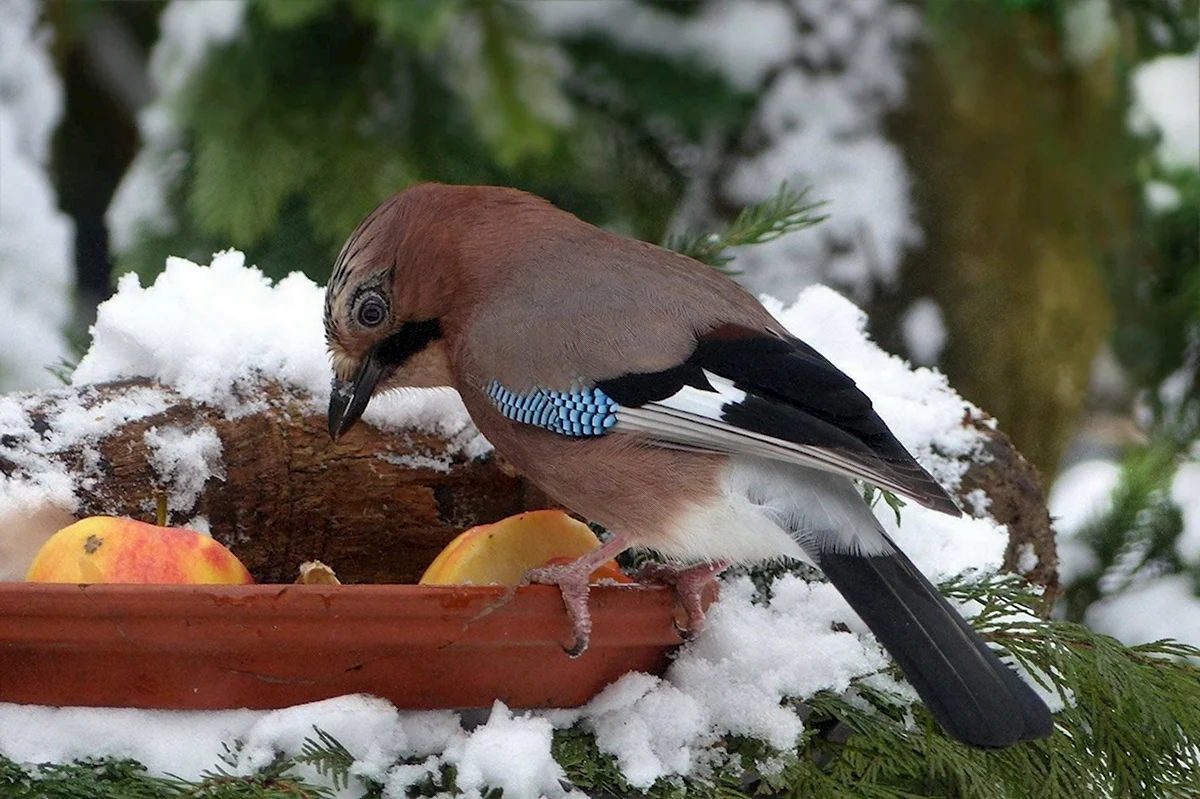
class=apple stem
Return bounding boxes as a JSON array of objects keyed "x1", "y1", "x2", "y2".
[{"x1": 153, "y1": 490, "x2": 168, "y2": 527}]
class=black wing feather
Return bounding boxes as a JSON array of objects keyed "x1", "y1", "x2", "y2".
[
  {"x1": 595, "y1": 359, "x2": 712, "y2": 405},
  {"x1": 598, "y1": 327, "x2": 961, "y2": 516}
]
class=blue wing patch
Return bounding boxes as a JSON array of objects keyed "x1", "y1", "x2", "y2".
[{"x1": 485, "y1": 381, "x2": 619, "y2": 437}]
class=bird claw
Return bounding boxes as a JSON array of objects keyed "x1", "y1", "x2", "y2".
[
  {"x1": 636, "y1": 560, "x2": 726, "y2": 642},
  {"x1": 672, "y1": 616, "x2": 699, "y2": 642},
  {"x1": 562, "y1": 636, "x2": 589, "y2": 659},
  {"x1": 523, "y1": 561, "x2": 595, "y2": 657}
]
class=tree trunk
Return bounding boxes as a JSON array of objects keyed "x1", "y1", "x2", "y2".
[{"x1": 878, "y1": 8, "x2": 1127, "y2": 477}]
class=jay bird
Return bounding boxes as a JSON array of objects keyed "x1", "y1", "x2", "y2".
[{"x1": 324, "y1": 183, "x2": 1053, "y2": 749}]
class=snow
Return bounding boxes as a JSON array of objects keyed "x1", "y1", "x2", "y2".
[
  {"x1": 1062, "y1": 0, "x2": 1117, "y2": 66},
  {"x1": 900, "y1": 297, "x2": 948, "y2": 366},
  {"x1": 231, "y1": 695, "x2": 410, "y2": 787},
  {"x1": 532, "y1": 0, "x2": 920, "y2": 302},
  {"x1": 0, "y1": 249, "x2": 1030, "y2": 794},
  {"x1": 106, "y1": 0, "x2": 245, "y2": 255},
  {"x1": 1172, "y1": 460, "x2": 1200, "y2": 565},
  {"x1": 74, "y1": 251, "x2": 329, "y2": 413},
  {"x1": 530, "y1": 0, "x2": 798, "y2": 92},
  {"x1": 722, "y1": 0, "x2": 923, "y2": 301},
  {"x1": 143, "y1": 424, "x2": 225, "y2": 517},
  {"x1": 0, "y1": 0, "x2": 61, "y2": 162},
  {"x1": 0, "y1": 251, "x2": 483, "y2": 580},
  {"x1": 0, "y1": 384, "x2": 175, "y2": 580},
  {"x1": 1144, "y1": 179, "x2": 1182, "y2": 212},
  {"x1": 447, "y1": 13, "x2": 572, "y2": 164},
  {"x1": 766, "y1": 286, "x2": 989, "y2": 495},
  {"x1": 1129, "y1": 51, "x2": 1200, "y2": 171},
  {"x1": 0, "y1": 0, "x2": 73, "y2": 392},
  {"x1": 150, "y1": 0, "x2": 245, "y2": 99},
  {"x1": 668, "y1": 576, "x2": 891, "y2": 752},
  {"x1": 71, "y1": 251, "x2": 485, "y2": 455},
  {"x1": 1050, "y1": 456, "x2": 1200, "y2": 651},
  {"x1": 574, "y1": 672, "x2": 709, "y2": 787},
  {"x1": 1015, "y1": 543, "x2": 1039, "y2": 575},
  {"x1": 1085, "y1": 575, "x2": 1200, "y2": 650},
  {"x1": 442, "y1": 703, "x2": 568, "y2": 799},
  {"x1": 0, "y1": 696, "x2": 571, "y2": 799},
  {"x1": 1048, "y1": 459, "x2": 1122, "y2": 534},
  {"x1": 0, "y1": 702, "x2": 263, "y2": 780},
  {"x1": 1047, "y1": 459, "x2": 1122, "y2": 584}
]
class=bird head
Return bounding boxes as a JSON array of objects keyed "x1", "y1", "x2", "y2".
[
  {"x1": 323, "y1": 187, "x2": 459, "y2": 439},
  {"x1": 324, "y1": 183, "x2": 569, "y2": 438}
]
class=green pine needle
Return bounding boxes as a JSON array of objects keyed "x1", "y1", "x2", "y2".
[
  {"x1": 666, "y1": 182, "x2": 829, "y2": 271},
  {"x1": 295, "y1": 728, "x2": 359, "y2": 793},
  {"x1": 550, "y1": 574, "x2": 1200, "y2": 799},
  {"x1": 861, "y1": 483, "x2": 908, "y2": 526},
  {"x1": 1061, "y1": 438, "x2": 1191, "y2": 623}
]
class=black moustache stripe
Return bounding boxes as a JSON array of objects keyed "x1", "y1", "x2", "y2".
[{"x1": 376, "y1": 319, "x2": 442, "y2": 367}]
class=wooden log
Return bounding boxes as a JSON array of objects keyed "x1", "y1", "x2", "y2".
[
  {"x1": 1, "y1": 379, "x2": 555, "y2": 584},
  {"x1": 958, "y1": 413, "x2": 1059, "y2": 601},
  {"x1": 0, "y1": 378, "x2": 1056, "y2": 593}
]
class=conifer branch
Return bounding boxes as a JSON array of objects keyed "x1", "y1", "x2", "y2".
[
  {"x1": 294, "y1": 728, "x2": 364, "y2": 794},
  {"x1": 666, "y1": 183, "x2": 829, "y2": 271}
]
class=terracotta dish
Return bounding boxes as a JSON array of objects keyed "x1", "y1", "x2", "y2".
[{"x1": 0, "y1": 582, "x2": 697, "y2": 710}]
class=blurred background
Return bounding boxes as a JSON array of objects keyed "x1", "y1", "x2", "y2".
[{"x1": 1, "y1": 0, "x2": 1197, "y2": 644}]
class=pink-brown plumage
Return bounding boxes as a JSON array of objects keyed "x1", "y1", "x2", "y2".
[
  {"x1": 324, "y1": 183, "x2": 1053, "y2": 749},
  {"x1": 327, "y1": 184, "x2": 787, "y2": 552},
  {"x1": 328, "y1": 184, "x2": 787, "y2": 391}
]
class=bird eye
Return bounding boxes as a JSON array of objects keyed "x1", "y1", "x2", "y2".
[{"x1": 356, "y1": 295, "x2": 387, "y2": 328}]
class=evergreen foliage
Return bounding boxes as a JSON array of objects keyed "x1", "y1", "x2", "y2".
[
  {"x1": 118, "y1": 0, "x2": 754, "y2": 286},
  {"x1": 1057, "y1": 0, "x2": 1199, "y2": 633},
  {"x1": 1061, "y1": 439, "x2": 1193, "y2": 623},
  {"x1": 926, "y1": 0, "x2": 1200, "y2": 636},
  {"x1": 666, "y1": 184, "x2": 827, "y2": 272},
  {"x1": 14, "y1": 158, "x2": 1196, "y2": 799},
  {"x1": 19, "y1": 1, "x2": 1200, "y2": 795}
]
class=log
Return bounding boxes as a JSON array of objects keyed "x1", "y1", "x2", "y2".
[
  {"x1": 0, "y1": 379, "x2": 556, "y2": 584},
  {"x1": 959, "y1": 413, "x2": 1059, "y2": 602},
  {"x1": 0, "y1": 378, "x2": 1056, "y2": 593}
]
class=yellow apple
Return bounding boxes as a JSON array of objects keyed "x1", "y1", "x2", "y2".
[
  {"x1": 419, "y1": 509, "x2": 630, "y2": 586},
  {"x1": 25, "y1": 516, "x2": 254, "y2": 585}
]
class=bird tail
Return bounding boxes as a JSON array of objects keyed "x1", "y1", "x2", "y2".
[
  {"x1": 731, "y1": 458, "x2": 1052, "y2": 747},
  {"x1": 818, "y1": 545, "x2": 1054, "y2": 748}
]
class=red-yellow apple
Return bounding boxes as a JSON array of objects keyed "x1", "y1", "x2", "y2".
[
  {"x1": 25, "y1": 517, "x2": 254, "y2": 585},
  {"x1": 419, "y1": 510, "x2": 630, "y2": 586}
]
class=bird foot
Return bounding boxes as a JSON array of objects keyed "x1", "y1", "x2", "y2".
[
  {"x1": 523, "y1": 559, "x2": 595, "y2": 657},
  {"x1": 636, "y1": 561, "x2": 726, "y2": 640},
  {"x1": 523, "y1": 534, "x2": 629, "y2": 658}
]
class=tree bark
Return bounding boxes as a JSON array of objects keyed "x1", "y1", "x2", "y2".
[
  {"x1": 877, "y1": 8, "x2": 1127, "y2": 477},
  {"x1": 0, "y1": 378, "x2": 1057, "y2": 593}
]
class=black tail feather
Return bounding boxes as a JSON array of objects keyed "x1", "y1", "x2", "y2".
[{"x1": 819, "y1": 549, "x2": 1053, "y2": 749}]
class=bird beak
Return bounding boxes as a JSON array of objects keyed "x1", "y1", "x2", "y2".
[{"x1": 328, "y1": 349, "x2": 387, "y2": 439}]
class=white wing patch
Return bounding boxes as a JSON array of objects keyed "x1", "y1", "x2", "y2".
[
  {"x1": 654, "y1": 371, "x2": 747, "y2": 417},
  {"x1": 613, "y1": 370, "x2": 927, "y2": 506},
  {"x1": 651, "y1": 457, "x2": 894, "y2": 564}
]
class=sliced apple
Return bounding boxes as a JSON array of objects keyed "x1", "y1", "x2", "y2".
[{"x1": 419, "y1": 510, "x2": 630, "y2": 586}]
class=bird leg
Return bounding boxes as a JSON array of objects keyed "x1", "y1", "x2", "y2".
[
  {"x1": 522, "y1": 534, "x2": 630, "y2": 658},
  {"x1": 636, "y1": 560, "x2": 727, "y2": 640}
]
